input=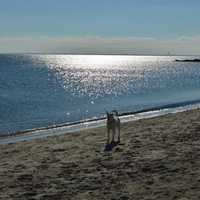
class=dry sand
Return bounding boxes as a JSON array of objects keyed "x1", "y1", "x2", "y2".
[{"x1": 0, "y1": 109, "x2": 200, "y2": 200}]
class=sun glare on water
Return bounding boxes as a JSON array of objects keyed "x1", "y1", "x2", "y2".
[
  {"x1": 41, "y1": 54, "x2": 161, "y2": 69},
  {"x1": 34, "y1": 54, "x2": 170, "y2": 100}
]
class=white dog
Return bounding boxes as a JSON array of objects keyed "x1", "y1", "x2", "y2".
[{"x1": 106, "y1": 110, "x2": 121, "y2": 144}]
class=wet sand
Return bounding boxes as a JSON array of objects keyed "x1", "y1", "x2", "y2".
[{"x1": 0, "y1": 109, "x2": 200, "y2": 200}]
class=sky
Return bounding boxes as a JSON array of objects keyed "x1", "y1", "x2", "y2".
[{"x1": 0, "y1": 0, "x2": 200, "y2": 55}]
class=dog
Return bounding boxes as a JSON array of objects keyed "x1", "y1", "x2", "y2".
[{"x1": 106, "y1": 110, "x2": 121, "y2": 145}]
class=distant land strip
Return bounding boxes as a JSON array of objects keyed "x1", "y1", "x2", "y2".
[{"x1": 175, "y1": 58, "x2": 200, "y2": 62}]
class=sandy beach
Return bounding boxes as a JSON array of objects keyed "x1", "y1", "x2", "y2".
[{"x1": 0, "y1": 109, "x2": 200, "y2": 200}]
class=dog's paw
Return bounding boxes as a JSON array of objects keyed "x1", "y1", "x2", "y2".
[{"x1": 116, "y1": 140, "x2": 121, "y2": 144}]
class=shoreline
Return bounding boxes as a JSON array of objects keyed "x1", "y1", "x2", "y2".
[
  {"x1": 1, "y1": 101, "x2": 200, "y2": 145},
  {"x1": 1, "y1": 108, "x2": 200, "y2": 199}
]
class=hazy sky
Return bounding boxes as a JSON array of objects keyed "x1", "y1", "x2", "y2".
[{"x1": 1, "y1": 0, "x2": 200, "y2": 54}]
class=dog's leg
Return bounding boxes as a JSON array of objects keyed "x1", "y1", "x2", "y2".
[
  {"x1": 117, "y1": 121, "x2": 121, "y2": 143},
  {"x1": 111, "y1": 127, "x2": 115, "y2": 143},
  {"x1": 107, "y1": 127, "x2": 110, "y2": 144}
]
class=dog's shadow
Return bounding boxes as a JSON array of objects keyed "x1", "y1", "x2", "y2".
[{"x1": 104, "y1": 141, "x2": 121, "y2": 151}]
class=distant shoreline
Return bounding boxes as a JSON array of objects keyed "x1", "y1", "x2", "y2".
[{"x1": 175, "y1": 58, "x2": 200, "y2": 62}]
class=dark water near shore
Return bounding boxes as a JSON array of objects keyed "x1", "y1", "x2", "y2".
[{"x1": 1, "y1": 54, "x2": 200, "y2": 135}]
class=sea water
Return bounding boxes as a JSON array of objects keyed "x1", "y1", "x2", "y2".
[{"x1": 1, "y1": 54, "x2": 200, "y2": 135}]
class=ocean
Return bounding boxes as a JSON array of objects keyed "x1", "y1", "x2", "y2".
[{"x1": 1, "y1": 54, "x2": 200, "y2": 135}]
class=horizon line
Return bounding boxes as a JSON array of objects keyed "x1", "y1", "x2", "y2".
[{"x1": 0, "y1": 52, "x2": 199, "y2": 57}]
